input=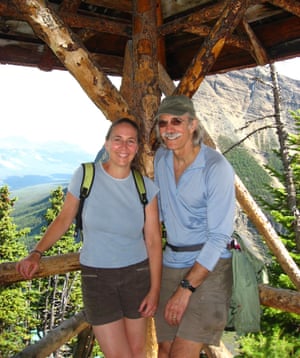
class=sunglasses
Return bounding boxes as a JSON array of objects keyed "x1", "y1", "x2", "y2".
[{"x1": 157, "y1": 117, "x2": 185, "y2": 128}]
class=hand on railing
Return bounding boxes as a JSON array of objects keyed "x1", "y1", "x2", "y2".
[{"x1": 16, "y1": 250, "x2": 42, "y2": 280}]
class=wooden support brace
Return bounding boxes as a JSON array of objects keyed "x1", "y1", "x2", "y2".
[
  {"x1": 241, "y1": 17, "x2": 269, "y2": 65},
  {"x1": 175, "y1": 0, "x2": 250, "y2": 97}
]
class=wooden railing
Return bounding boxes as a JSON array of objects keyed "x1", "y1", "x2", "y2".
[{"x1": 1, "y1": 253, "x2": 299, "y2": 357}]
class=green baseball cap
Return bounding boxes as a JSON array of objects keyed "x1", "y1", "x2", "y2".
[{"x1": 156, "y1": 95, "x2": 196, "y2": 117}]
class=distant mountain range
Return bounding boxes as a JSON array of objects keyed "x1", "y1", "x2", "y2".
[{"x1": 0, "y1": 138, "x2": 95, "y2": 190}]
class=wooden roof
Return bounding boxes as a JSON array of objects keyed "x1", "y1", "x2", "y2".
[{"x1": 1, "y1": 0, "x2": 300, "y2": 79}]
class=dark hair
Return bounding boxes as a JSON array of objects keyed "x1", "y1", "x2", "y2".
[{"x1": 106, "y1": 118, "x2": 143, "y2": 172}]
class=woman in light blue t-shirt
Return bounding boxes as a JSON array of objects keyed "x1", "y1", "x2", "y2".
[{"x1": 16, "y1": 118, "x2": 162, "y2": 358}]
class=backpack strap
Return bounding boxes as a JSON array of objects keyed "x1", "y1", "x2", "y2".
[
  {"x1": 75, "y1": 162, "x2": 95, "y2": 237},
  {"x1": 132, "y1": 169, "x2": 148, "y2": 221},
  {"x1": 75, "y1": 165, "x2": 147, "y2": 238}
]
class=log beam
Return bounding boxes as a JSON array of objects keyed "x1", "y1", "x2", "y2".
[
  {"x1": 1, "y1": 256, "x2": 300, "y2": 314},
  {"x1": 120, "y1": 40, "x2": 135, "y2": 109},
  {"x1": 0, "y1": 3, "x2": 132, "y2": 38},
  {"x1": 13, "y1": 310, "x2": 89, "y2": 358},
  {"x1": 241, "y1": 18, "x2": 269, "y2": 65},
  {"x1": 175, "y1": 0, "x2": 250, "y2": 97},
  {"x1": 131, "y1": 0, "x2": 160, "y2": 175},
  {"x1": 184, "y1": 25, "x2": 253, "y2": 52},
  {"x1": 58, "y1": 0, "x2": 82, "y2": 13},
  {"x1": 259, "y1": 284, "x2": 300, "y2": 314},
  {"x1": 159, "y1": 1, "x2": 225, "y2": 35},
  {"x1": 0, "y1": 253, "x2": 80, "y2": 286},
  {"x1": 267, "y1": 0, "x2": 300, "y2": 17}
]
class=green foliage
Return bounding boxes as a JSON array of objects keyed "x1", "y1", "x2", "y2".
[
  {"x1": 0, "y1": 186, "x2": 36, "y2": 356},
  {"x1": 12, "y1": 182, "x2": 68, "y2": 238},
  {"x1": 236, "y1": 326, "x2": 300, "y2": 357},
  {"x1": 236, "y1": 109, "x2": 300, "y2": 356},
  {"x1": 219, "y1": 136, "x2": 272, "y2": 201},
  {"x1": 30, "y1": 186, "x2": 83, "y2": 354},
  {"x1": 258, "y1": 109, "x2": 300, "y2": 286},
  {"x1": 0, "y1": 185, "x2": 84, "y2": 356}
]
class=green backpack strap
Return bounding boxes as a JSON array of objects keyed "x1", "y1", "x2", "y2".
[
  {"x1": 75, "y1": 165, "x2": 147, "y2": 238},
  {"x1": 75, "y1": 162, "x2": 95, "y2": 237},
  {"x1": 132, "y1": 169, "x2": 148, "y2": 221}
]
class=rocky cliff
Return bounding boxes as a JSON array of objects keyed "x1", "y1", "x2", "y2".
[{"x1": 194, "y1": 65, "x2": 300, "y2": 161}]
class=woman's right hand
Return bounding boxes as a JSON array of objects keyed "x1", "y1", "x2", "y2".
[{"x1": 16, "y1": 252, "x2": 41, "y2": 280}]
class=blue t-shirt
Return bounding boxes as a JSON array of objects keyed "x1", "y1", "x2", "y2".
[
  {"x1": 154, "y1": 144, "x2": 236, "y2": 271},
  {"x1": 68, "y1": 162, "x2": 159, "y2": 268}
]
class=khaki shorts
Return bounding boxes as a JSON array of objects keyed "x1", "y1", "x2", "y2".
[
  {"x1": 155, "y1": 258, "x2": 232, "y2": 346},
  {"x1": 81, "y1": 259, "x2": 150, "y2": 325}
]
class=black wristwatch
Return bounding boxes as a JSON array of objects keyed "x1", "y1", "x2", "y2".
[{"x1": 180, "y1": 279, "x2": 196, "y2": 293}]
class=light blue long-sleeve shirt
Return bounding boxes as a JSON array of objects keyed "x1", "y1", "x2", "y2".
[{"x1": 154, "y1": 144, "x2": 236, "y2": 271}]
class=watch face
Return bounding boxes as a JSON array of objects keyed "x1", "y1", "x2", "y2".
[
  {"x1": 180, "y1": 279, "x2": 195, "y2": 292},
  {"x1": 181, "y1": 279, "x2": 189, "y2": 288}
]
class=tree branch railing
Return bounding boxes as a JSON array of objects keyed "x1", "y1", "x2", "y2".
[{"x1": 1, "y1": 253, "x2": 300, "y2": 315}]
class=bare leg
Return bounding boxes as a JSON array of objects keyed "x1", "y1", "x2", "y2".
[
  {"x1": 124, "y1": 316, "x2": 148, "y2": 357},
  {"x1": 93, "y1": 319, "x2": 132, "y2": 358},
  {"x1": 158, "y1": 341, "x2": 172, "y2": 358},
  {"x1": 93, "y1": 317, "x2": 148, "y2": 358},
  {"x1": 170, "y1": 336, "x2": 203, "y2": 358}
]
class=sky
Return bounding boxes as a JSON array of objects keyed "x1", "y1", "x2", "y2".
[
  {"x1": 0, "y1": 58, "x2": 299, "y2": 155},
  {"x1": 0, "y1": 64, "x2": 117, "y2": 155}
]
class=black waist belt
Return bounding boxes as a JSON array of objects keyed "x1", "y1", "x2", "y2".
[{"x1": 166, "y1": 242, "x2": 204, "y2": 252}]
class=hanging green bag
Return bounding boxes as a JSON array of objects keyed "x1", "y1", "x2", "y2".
[{"x1": 227, "y1": 232, "x2": 269, "y2": 336}]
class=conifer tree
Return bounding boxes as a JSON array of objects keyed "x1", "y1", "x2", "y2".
[
  {"x1": 0, "y1": 186, "x2": 35, "y2": 356},
  {"x1": 239, "y1": 111, "x2": 300, "y2": 356},
  {"x1": 32, "y1": 187, "x2": 82, "y2": 356}
]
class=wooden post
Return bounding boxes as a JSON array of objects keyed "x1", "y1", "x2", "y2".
[{"x1": 131, "y1": 0, "x2": 161, "y2": 177}]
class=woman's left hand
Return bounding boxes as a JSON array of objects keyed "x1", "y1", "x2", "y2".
[{"x1": 138, "y1": 291, "x2": 159, "y2": 317}]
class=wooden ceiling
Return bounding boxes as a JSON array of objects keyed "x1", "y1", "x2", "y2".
[{"x1": 0, "y1": 0, "x2": 300, "y2": 79}]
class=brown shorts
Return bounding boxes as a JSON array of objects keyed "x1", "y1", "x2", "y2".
[
  {"x1": 155, "y1": 258, "x2": 232, "y2": 346},
  {"x1": 81, "y1": 259, "x2": 150, "y2": 325}
]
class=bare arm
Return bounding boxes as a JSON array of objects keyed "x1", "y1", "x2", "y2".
[
  {"x1": 139, "y1": 196, "x2": 162, "y2": 317},
  {"x1": 16, "y1": 192, "x2": 80, "y2": 279}
]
